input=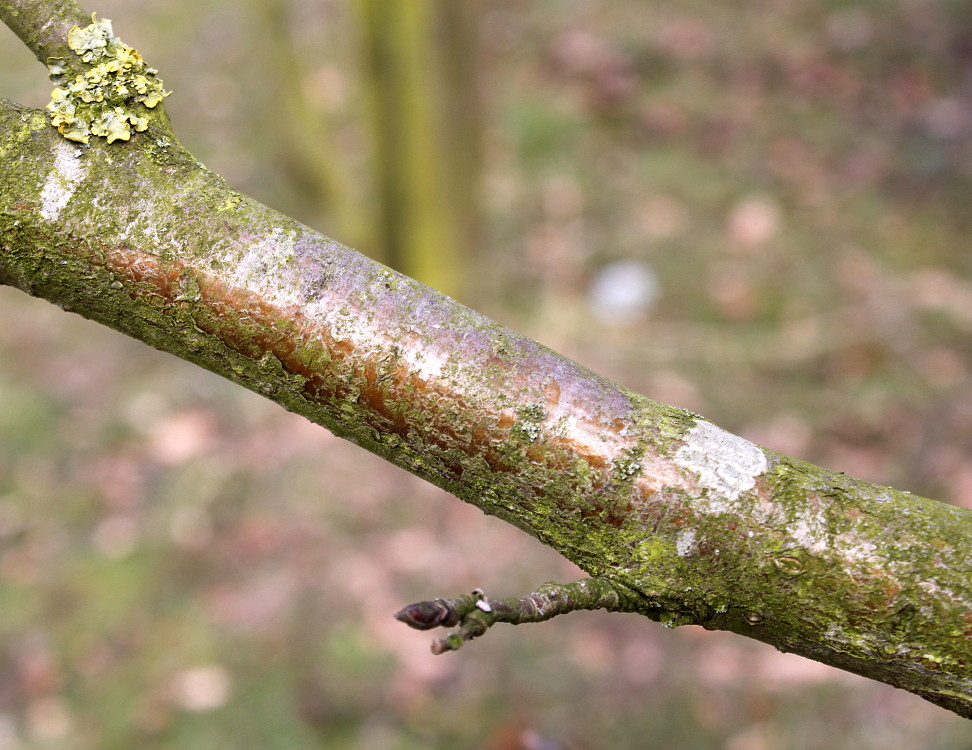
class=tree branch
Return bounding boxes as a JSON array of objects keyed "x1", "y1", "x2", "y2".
[
  {"x1": 0, "y1": 0, "x2": 90, "y2": 70},
  {"x1": 2, "y1": 11, "x2": 972, "y2": 719},
  {"x1": 395, "y1": 579, "x2": 626, "y2": 654}
]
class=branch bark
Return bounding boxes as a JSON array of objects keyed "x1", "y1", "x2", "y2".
[
  {"x1": 2, "y1": 6, "x2": 971, "y2": 719},
  {"x1": 0, "y1": 0, "x2": 89, "y2": 68}
]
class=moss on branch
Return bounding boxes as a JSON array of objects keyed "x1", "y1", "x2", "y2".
[
  {"x1": 2, "y1": 93, "x2": 972, "y2": 716},
  {"x1": 1, "y1": 5, "x2": 972, "y2": 718}
]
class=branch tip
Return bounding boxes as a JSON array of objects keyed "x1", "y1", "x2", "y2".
[
  {"x1": 395, "y1": 578, "x2": 626, "y2": 654},
  {"x1": 393, "y1": 598, "x2": 456, "y2": 631}
]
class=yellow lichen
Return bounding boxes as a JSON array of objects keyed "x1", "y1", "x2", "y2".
[{"x1": 45, "y1": 14, "x2": 171, "y2": 144}]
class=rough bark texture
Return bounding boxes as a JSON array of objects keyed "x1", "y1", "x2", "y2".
[
  {"x1": 2, "y1": 5, "x2": 971, "y2": 720},
  {"x1": 0, "y1": 0, "x2": 93, "y2": 74}
]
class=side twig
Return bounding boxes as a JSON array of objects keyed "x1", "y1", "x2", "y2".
[{"x1": 395, "y1": 578, "x2": 626, "y2": 654}]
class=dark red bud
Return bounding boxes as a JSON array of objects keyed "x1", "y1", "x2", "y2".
[{"x1": 394, "y1": 599, "x2": 455, "y2": 630}]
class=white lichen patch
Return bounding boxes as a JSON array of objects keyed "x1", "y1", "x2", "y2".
[
  {"x1": 788, "y1": 512, "x2": 830, "y2": 554},
  {"x1": 40, "y1": 140, "x2": 89, "y2": 221},
  {"x1": 231, "y1": 228, "x2": 300, "y2": 301},
  {"x1": 46, "y1": 14, "x2": 170, "y2": 144},
  {"x1": 674, "y1": 420, "x2": 768, "y2": 507},
  {"x1": 675, "y1": 528, "x2": 698, "y2": 557},
  {"x1": 402, "y1": 345, "x2": 449, "y2": 382},
  {"x1": 832, "y1": 532, "x2": 879, "y2": 564}
]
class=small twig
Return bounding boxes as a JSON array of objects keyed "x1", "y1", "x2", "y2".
[{"x1": 394, "y1": 578, "x2": 625, "y2": 654}]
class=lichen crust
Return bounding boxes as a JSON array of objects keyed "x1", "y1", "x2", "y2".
[
  {"x1": 674, "y1": 419, "x2": 769, "y2": 506},
  {"x1": 45, "y1": 14, "x2": 171, "y2": 144}
]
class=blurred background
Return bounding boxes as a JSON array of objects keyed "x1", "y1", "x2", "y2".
[{"x1": 3, "y1": 0, "x2": 972, "y2": 747}]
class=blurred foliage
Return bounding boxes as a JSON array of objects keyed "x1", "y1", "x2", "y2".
[{"x1": 3, "y1": 0, "x2": 972, "y2": 747}]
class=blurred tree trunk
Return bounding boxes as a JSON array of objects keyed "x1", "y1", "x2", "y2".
[
  {"x1": 256, "y1": 0, "x2": 373, "y2": 256},
  {"x1": 245, "y1": 0, "x2": 484, "y2": 299},
  {"x1": 431, "y1": 0, "x2": 484, "y2": 296},
  {"x1": 354, "y1": 0, "x2": 483, "y2": 297}
]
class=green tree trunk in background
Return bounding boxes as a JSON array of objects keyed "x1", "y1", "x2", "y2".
[
  {"x1": 253, "y1": 0, "x2": 484, "y2": 299},
  {"x1": 431, "y1": 0, "x2": 484, "y2": 296},
  {"x1": 257, "y1": 0, "x2": 374, "y2": 257},
  {"x1": 355, "y1": 0, "x2": 480, "y2": 298}
]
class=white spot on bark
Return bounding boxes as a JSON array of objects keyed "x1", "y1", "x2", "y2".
[
  {"x1": 676, "y1": 528, "x2": 697, "y2": 557},
  {"x1": 40, "y1": 141, "x2": 88, "y2": 221},
  {"x1": 674, "y1": 420, "x2": 768, "y2": 506},
  {"x1": 789, "y1": 513, "x2": 829, "y2": 553},
  {"x1": 407, "y1": 341, "x2": 449, "y2": 381},
  {"x1": 232, "y1": 228, "x2": 299, "y2": 302}
]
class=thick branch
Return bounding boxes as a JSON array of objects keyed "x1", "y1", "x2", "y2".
[
  {"x1": 1, "y1": 64, "x2": 971, "y2": 721},
  {"x1": 3, "y1": 96, "x2": 970, "y2": 716}
]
